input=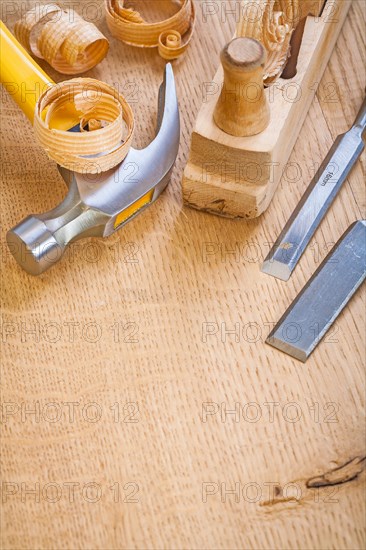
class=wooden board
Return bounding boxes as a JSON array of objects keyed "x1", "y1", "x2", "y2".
[{"x1": 0, "y1": 1, "x2": 365, "y2": 549}]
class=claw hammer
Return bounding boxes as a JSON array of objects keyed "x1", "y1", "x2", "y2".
[{"x1": 0, "y1": 21, "x2": 180, "y2": 275}]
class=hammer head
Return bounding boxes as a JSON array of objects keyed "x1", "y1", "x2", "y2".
[{"x1": 7, "y1": 64, "x2": 180, "y2": 275}]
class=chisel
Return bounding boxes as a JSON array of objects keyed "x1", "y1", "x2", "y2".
[
  {"x1": 261, "y1": 97, "x2": 366, "y2": 281},
  {"x1": 266, "y1": 220, "x2": 366, "y2": 362}
]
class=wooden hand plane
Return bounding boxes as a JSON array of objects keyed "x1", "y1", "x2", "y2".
[{"x1": 182, "y1": 0, "x2": 351, "y2": 219}]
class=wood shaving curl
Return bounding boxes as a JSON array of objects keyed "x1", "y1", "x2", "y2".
[
  {"x1": 33, "y1": 78, "x2": 134, "y2": 174},
  {"x1": 237, "y1": 0, "x2": 301, "y2": 84},
  {"x1": 104, "y1": 0, "x2": 195, "y2": 60},
  {"x1": 14, "y1": 4, "x2": 109, "y2": 75}
]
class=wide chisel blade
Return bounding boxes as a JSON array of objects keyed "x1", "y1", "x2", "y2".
[
  {"x1": 262, "y1": 97, "x2": 366, "y2": 281},
  {"x1": 266, "y1": 220, "x2": 366, "y2": 362}
]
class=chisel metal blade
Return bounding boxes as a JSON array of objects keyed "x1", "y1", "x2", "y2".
[
  {"x1": 266, "y1": 220, "x2": 366, "y2": 362},
  {"x1": 262, "y1": 97, "x2": 366, "y2": 281}
]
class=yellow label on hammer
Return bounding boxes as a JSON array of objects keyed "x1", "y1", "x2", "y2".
[{"x1": 114, "y1": 189, "x2": 154, "y2": 229}]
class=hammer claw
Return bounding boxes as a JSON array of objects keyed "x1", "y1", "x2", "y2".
[{"x1": 7, "y1": 64, "x2": 180, "y2": 275}]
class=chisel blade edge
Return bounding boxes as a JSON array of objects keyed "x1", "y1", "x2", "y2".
[
  {"x1": 266, "y1": 220, "x2": 366, "y2": 362},
  {"x1": 261, "y1": 259, "x2": 292, "y2": 281}
]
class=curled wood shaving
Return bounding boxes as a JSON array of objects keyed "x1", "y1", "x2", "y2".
[
  {"x1": 33, "y1": 78, "x2": 134, "y2": 174},
  {"x1": 14, "y1": 4, "x2": 109, "y2": 75},
  {"x1": 237, "y1": 0, "x2": 300, "y2": 84},
  {"x1": 105, "y1": 0, "x2": 195, "y2": 60}
]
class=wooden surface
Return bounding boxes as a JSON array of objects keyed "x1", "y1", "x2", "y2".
[{"x1": 1, "y1": 1, "x2": 365, "y2": 549}]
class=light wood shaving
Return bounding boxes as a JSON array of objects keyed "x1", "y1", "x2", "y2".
[
  {"x1": 14, "y1": 4, "x2": 109, "y2": 75},
  {"x1": 104, "y1": 0, "x2": 195, "y2": 60},
  {"x1": 33, "y1": 78, "x2": 134, "y2": 174},
  {"x1": 237, "y1": 0, "x2": 301, "y2": 84}
]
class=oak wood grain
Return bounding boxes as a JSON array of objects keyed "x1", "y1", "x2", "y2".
[{"x1": 0, "y1": 1, "x2": 365, "y2": 549}]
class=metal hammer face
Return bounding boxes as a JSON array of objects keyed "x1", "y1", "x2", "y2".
[{"x1": 7, "y1": 65, "x2": 180, "y2": 275}]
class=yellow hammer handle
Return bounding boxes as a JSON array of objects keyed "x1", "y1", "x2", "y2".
[{"x1": 0, "y1": 20, "x2": 54, "y2": 122}]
